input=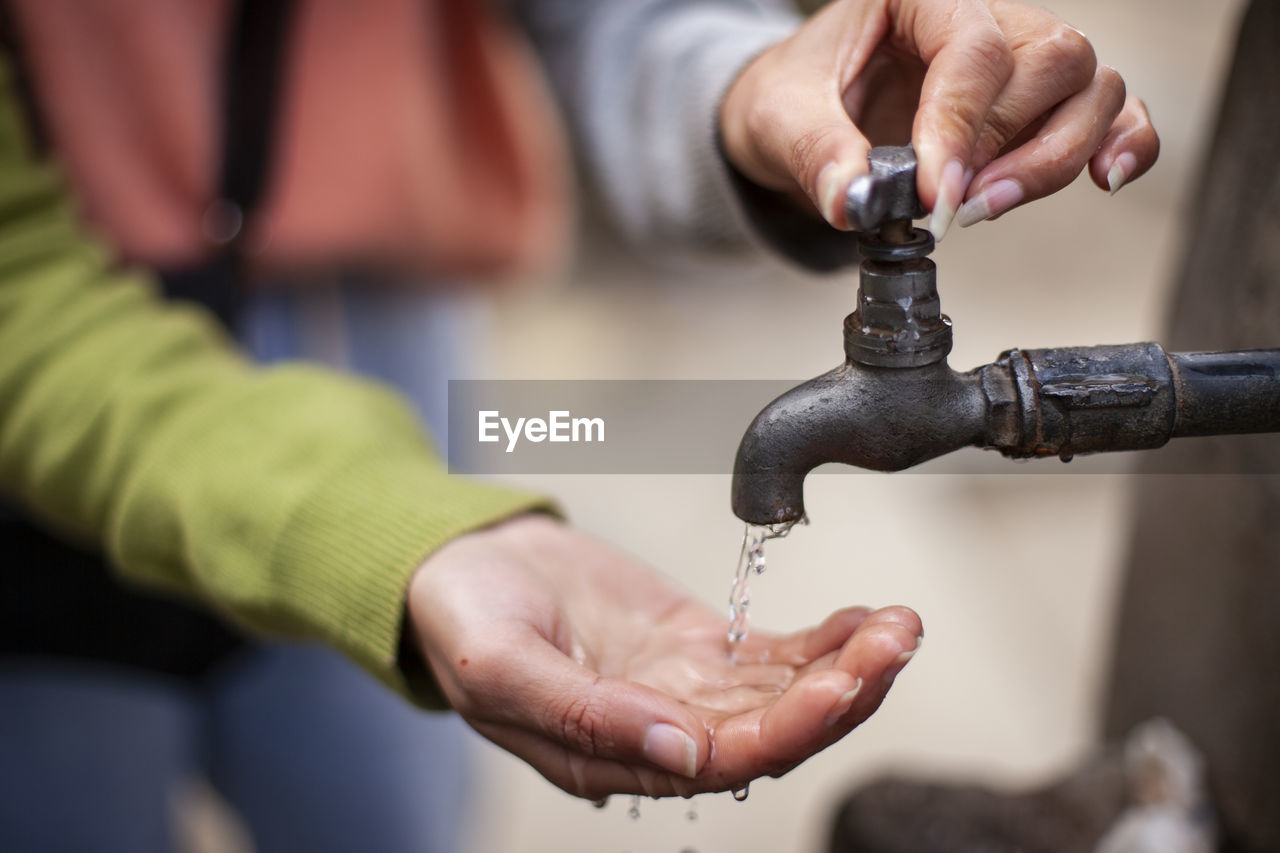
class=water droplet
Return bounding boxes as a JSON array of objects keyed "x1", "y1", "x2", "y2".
[
  {"x1": 592, "y1": 797, "x2": 609, "y2": 809},
  {"x1": 685, "y1": 800, "x2": 698, "y2": 821},
  {"x1": 627, "y1": 795, "x2": 641, "y2": 820},
  {"x1": 731, "y1": 783, "x2": 750, "y2": 802}
]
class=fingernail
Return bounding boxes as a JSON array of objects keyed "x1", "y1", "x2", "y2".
[
  {"x1": 956, "y1": 179, "x2": 1023, "y2": 228},
  {"x1": 1108, "y1": 151, "x2": 1138, "y2": 195},
  {"x1": 818, "y1": 161, "x2": 859, "y2": 230},
  {"x1": 824, "y1": 678, "x2": 864, "y2": 727},
  {"x1": 644, "y1": 723, "x2": 698, "y2": 778},
  {"x1": 880, "y1": 647, "x2": 918, "y2": 686},
  {"x1": 928, "y1": 159, "x2": 969, "y2": 242}
]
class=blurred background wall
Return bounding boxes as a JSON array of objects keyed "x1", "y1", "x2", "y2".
[{"x1": 454, "y1": 2, "x2": 1251, "y2": 852}]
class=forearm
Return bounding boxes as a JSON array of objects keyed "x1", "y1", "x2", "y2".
[{"x1": 0, "y1": 58, "x2": 553, "y2": 704}]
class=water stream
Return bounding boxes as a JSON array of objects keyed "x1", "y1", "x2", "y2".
[
  {"x1": 596, "y1": 518, "x2": 808, "y2": 830},
  {"x1": 727, "y1": 518, "x2": 806, "y2": 649}
]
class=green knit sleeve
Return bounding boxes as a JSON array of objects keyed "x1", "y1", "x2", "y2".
[{"x1": 0, "y1": 57, "x2": 555, "y2": 705}]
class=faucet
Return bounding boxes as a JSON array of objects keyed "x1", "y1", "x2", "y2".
[{"x1": 731, "y1": 146, "x2": 1280, "y2": 525}]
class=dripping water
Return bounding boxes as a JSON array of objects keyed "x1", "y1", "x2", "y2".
[
  {"x1": 627, "y1": 795, "x2": 641, "y2": 820},
  {"x1": 731, "y1": 783, "x2": 750, "y2": 802},
  {"x1": 728, "y1": 517, "x2": 807, "y2": 649}
]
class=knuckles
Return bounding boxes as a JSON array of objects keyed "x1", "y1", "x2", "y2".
[
  {"x1": 557, "y1": 684, "x2": 614, "y2": 756},
  {"x1": 1038, "y1": 24, "x2": 1097, "y2": 92},
  {"x1": 788, "y1": 125, "x2": 845, "y2": 196},
  {"x1": 965, "y1": 28, "x2": 1016, "y2": 94},
  {"x1": 1095, "y1": 64, "x2": 1127, "y2": 109}
]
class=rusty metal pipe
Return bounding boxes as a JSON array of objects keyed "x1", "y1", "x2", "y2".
[
  {"x1": 1169, "y1": 350, "x2": 1280, "y2": 437},
  {"x1": 731, "y1": 343, "x2": 1280, "y2": 525}
]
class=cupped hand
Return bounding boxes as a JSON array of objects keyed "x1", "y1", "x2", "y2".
[
  {"x1": 407, "y1": 515, "x2": 921, "y2": 800},
  {"x1": 720, "y1": 0, "x2": 1159, "y2": 237}
]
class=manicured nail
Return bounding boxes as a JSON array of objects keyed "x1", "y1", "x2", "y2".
[
  {"x1": 881, "y1": 635, "x2": 923, "y2": 683},
  {"x1": 818, "y1": 161, "x2": 860, "y2": 230},
  {"x1": 1108, "y1": 151, "x2": 1138, "y2": 195},
  {"x1": 956, "y1": 179, "x2": 1023, "y2": 228},
  {"x1": 644, "y1": 723, "x2": 698, "y2": 778},
  {"x1": 928, "y1": 159, "x2": 969, "y2": 242},
  {"x1": 824, "y1": 678, "x2": 864, "y2": 726},
  {"x1": 880, "y1": 646, "x2": 918, "y2": 686}
]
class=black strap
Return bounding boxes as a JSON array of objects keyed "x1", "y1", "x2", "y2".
[
  {"x1": 0, "y1": 3, "x2": 296, "y2": 680},
  {"x1": 219, "y1": 0, "x2": 293, "y2": 225},
  {"x1": 163, "y1": 0, "x2": 294, "y2": 328},
  {"x1": 0, "y1": 3, "x2": 49, "y2": 153},
  {"x1": 0, "y1": 1, "x2": 293, "y2": 232}
]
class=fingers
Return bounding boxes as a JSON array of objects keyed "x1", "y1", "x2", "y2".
[
  {"x1": 969, "y1": 23, "x2": 1097, "y2": 169},
  {"x1": 954, "y1": 64, "x2": 1127, "y2": 228},
  {"x1": 901, "y1": 0, "x2": 1013, "y2": 227},
  {"x1": 735, "y1": 606, "x2": 872, "y2": 665},
  {"x1": 474, "y1": 722, "x2": 695, "y2": 800},
  {"x1": 719, "y1": 0, "x2": 1158, "y2": 241},
  {"x1": 793, "y1": 605, "x2": 874, "y2": 660},
  {"x1": 1089, "y1": 95, "x2": 1159, "y2": 194},
  {"x1": 718, "y1": 2, "x2": 891, "y2": 229},
  {"x1": 450, "y1": 630, "x2": 708, "y2": 779},
  {"x1": 729, "y1": 71, "x2": 874, "y2": 229},
  {"x1": 462, "y1": 606, "x2": 922, "y2": 800},
  {"x1": 703, "y1": 608, "x2": 922, "y2": 784}
]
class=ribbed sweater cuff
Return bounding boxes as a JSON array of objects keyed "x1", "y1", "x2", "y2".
[{"x1": 270, "y1": 452, "x2": 557, "y2": 707}]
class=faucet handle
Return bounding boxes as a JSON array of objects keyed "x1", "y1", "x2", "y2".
[{"x1": 844, "y1": 145, "x2": 926, "y2": 232}]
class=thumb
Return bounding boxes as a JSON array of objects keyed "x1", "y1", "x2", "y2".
[
  {"x1": 488, "y1": 636, "x2": 708, "y2": 778},
  {"x1": 720, "y1": 7, "x2": 881, "y2": 230},
  {"x1": 726, "y1": 80, "x2": 873, "y2": 230}
]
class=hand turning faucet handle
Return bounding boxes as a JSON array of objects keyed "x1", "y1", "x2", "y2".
[{"x1": 844, "y1": 146, "x2": 926, "y2": 236}]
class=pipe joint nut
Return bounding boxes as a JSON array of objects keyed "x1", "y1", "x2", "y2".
[{"x1": 845, "y1": 257, "x2": 953, "y2": 368}]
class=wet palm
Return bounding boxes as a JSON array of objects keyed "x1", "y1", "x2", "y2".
[{"x1": 409, "y1": 515, "x2": 921, "y2": 799}]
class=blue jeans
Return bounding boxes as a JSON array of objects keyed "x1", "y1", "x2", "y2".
[{"x1": 0, "y1": 283, "x2": 483, "y2": 853}]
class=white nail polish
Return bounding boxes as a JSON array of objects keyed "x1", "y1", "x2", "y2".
[
  {"x1": 928, "y1": 159, "x2": 967, "y2": 242},
  {"x1": 1107, "y1": 163, "x2": 1125, "y2": 194},
  {"x1": 956, "y1": 179, "x2": 1023, "y2": 228},
  {"x1": 1108, "y1": 152, "x2": 1138, "y2": 195},
  {"x1": 824, "y1": 678, "x2": 864, "y2": 726},
  {"x1": 956, "y1": 196, "x2": 990, "y2": 229}
]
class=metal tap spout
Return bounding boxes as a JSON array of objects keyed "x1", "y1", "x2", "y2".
[{"x1": 730, "y1": 360, "x2": 986, "y2": 524}]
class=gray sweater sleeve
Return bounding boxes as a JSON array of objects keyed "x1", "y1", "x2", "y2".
[{"x1": 509, "y1": 0, "x2": 862, "y2": 271}]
